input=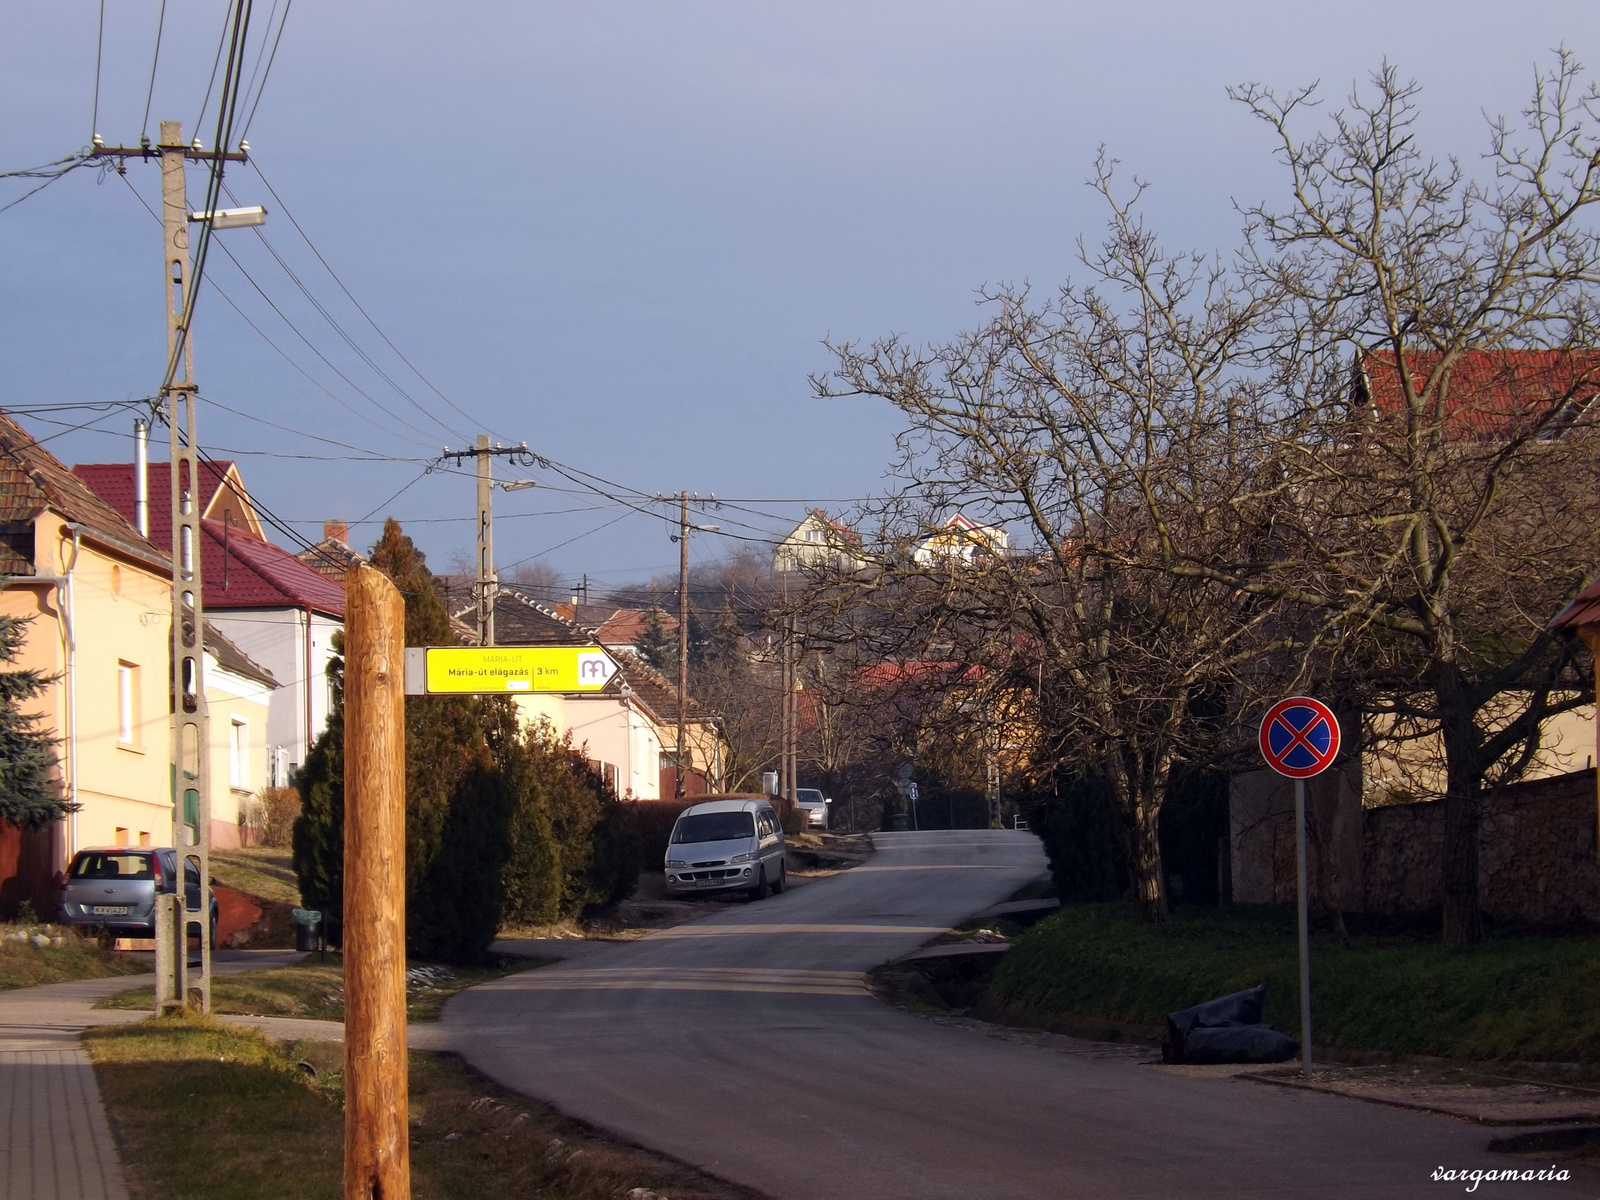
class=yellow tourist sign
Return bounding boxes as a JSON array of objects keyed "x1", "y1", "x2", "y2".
[{"x1": 403, "y1": 646, "x2": 621, "y2": 695}]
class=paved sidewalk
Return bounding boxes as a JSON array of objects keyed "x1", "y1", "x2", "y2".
[{"x1": 0, "y1": 952, "x2": 306, "y2": 1200}]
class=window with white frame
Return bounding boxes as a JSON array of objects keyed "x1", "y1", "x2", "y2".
[
  {"x1": 229, "y1": 718, "x2": 249, "y2": 789},
  {"x1": 117, "y1": 662, "x2": 137, "y2": 744}
]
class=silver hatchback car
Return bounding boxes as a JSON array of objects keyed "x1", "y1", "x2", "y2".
[
  {"x1": 59, "y1": 847, "x2": 218, "y2": 947},
  {"x1": 664, "y1": 797, "x2": 787, "y2": 900}
]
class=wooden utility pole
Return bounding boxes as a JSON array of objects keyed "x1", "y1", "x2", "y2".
[
  {"x1": 676, "y1": 491, "x2": 689, "y2": 798},
  {"x1": 342, "y1": 565, "x2": 410, "y2": 1200}
]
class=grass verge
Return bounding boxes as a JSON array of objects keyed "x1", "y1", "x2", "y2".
[
  {"x1": 86, "y1": 1016, "x2": 749, "y2": 1200},
  {"x1": 209, "y1": 848, "x2": 301, "y2": 907},
  {"x1": 94, "y1": 953, "x2": 547, "y2": 1022},
  {"x1": 985, "y1": 903, "x2": 1600, "y2": 1063},
  {"x1": 0, "y1": 922, "x2": 150, "y2": 990}
]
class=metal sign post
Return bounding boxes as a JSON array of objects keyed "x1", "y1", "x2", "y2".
[{"x1": 1258, "y1": 696, "x2": 1342, "y2": 1076}]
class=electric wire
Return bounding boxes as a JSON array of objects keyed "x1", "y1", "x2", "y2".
[
  {"x1": 237, "y1": 0, "x2": 292, "y2": 143},
  {"x1": 219, "y1": 177, "x2": 465, "y2": 440},
  {"x1": 248, "y1": 160, "x2": 499, "y2": 437},
  {"x1": 141, "y1": 0, "x2": 168, "y2": 139},
  {"x1": 237, "y1": 0, "x2": 280, "y2": 127},
  {"x1": 120, "y1": 172, "x2": 439, "y2": 453},
  {"x1": 498, "y1": 511, "x2": 635, "y2": 573},
  {"x1": 0, "y1": 154, "x2": 92, "y2": 216},
  {"x1": 91, "y1": 0, "x2": 106, "y2": 139},
  {"x1": 192, "y1": 4, "x2": 234, "y2": 141}
]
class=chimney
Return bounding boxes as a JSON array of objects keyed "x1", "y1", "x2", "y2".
[{"x1": 324, "y1": 519, "x2": 349, "y2": 546}]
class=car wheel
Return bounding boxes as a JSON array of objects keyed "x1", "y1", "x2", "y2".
[
  {"x1": 771, "y1": 862, "x2": 786, "y2": 894},
  {"x1": 747, "y1": 867, "x2": 768, "y2": 901},
  {"x1": 209, "y1": 914, "x2": 218, "y2": 952}
]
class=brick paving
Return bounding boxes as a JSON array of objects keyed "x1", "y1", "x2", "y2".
[
  {"x1": 0, "y1": 951, "x2": 308, "y2": 1200},
  {"x1": 0, "y1": 1049, "x2": 128, "y2": 1200}
]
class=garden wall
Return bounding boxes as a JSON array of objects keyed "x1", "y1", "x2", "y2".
[{"x1": 1362, "y1": 769, "x2": 1600, "y2": 927}]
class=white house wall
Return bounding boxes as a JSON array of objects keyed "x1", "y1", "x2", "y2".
[{"x1": 207, "y1": 607, "x2": 344, "y2": 783}]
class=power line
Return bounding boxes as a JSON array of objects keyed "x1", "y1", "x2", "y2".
[
  {"x1": 91, "y1": 0, "x2": 106, "y2": 140},
  {"x1": 119, "y1": 171, "x2": 440, "y2": 452},
  {"x1": 248, "y1": 159, "x2": 498, "y2": 437},
  {"x1": 141, "y1": 0, "x2": 168, "y2": 140},
  {"x1": 238, "y1": 0, "x2": 292, "y2": 142},
  {"x1": 219, "y1": 176, "x2": 465, "y2": 440}
]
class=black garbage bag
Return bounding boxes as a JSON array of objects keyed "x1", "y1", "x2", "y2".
[
  {"x1": 1163, "y1": 983, "x2": 1295, "y2": 1063},
  {"x1": 1177, "y1": 1024, "x2": 1299, "y2": 1064}
]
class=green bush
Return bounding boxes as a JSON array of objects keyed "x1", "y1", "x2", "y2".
[{"x1": 988, "y1": 903, "x2": 1600, "y2": 1062}]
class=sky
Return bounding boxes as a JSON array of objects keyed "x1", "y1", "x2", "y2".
[{"x1": 3, "y1": 1, "x2": 1598, "y2": 594}]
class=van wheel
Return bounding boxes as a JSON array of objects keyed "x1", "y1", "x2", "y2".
[
  {"x1": 771, "y1": 863, "x2": 786, "y2": 894},
  {"x1": 747, "y1": 867, "x2": 768, "y2": 901}
]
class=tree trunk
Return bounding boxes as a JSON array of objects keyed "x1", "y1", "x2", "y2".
[
  {"x1": 1128, "y1": 797, "x2": 1169, "y2": 923},
  {"x1": 1434, "y1": 666, "x2": 1484, "y2": 946}
]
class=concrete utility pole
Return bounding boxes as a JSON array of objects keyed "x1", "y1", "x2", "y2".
[
  {"x1": 476, "y1": 434, "x2": 495, "y2": 646},
  {"x1": 342, "y1": 565, "x2": 411, "y2": 1200},
  {"x1": 94, "y1": 121, "x2": 261, "y2": 1015},
  {"x1": 676, "y1": 492, "x2": 689, "y2": 798},
  {"x1": 441, "y1": 439, "x2": 537, "y2": 646}
]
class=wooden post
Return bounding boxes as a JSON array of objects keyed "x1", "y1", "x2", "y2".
[{"x1": 343, "y1": 565, "x2": 410, "y2": 1200}]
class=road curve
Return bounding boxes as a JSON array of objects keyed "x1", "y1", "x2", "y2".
[{"x1": 443, "y1": 831, "x2": 1592, "y2": 1198}]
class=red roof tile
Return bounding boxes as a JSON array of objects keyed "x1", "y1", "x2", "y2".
[
  {"x1": 0, "y1": 413, "x2": 167, "y2": 574},
  {"x1": 203, "y1": 518, "x2": 346, "y2": 616},
  {"x1": 73, "y1": 460, "x2": 257, "y2": 545},
  {"x1": 1355, "y1": 350, "x2": 1600, "y2": 439},
  {"x1": 1551, "y1": 574, "x2": 1600, "y2": 632}
]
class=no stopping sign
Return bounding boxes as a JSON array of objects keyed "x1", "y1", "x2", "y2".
[{"x1": 1259, "y1": 697, "x2": 1341, "y2": 779}]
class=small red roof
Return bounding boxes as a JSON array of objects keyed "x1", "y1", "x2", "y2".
[
  {"x1": 73, "y1": 460, "x2": 261, "y2": 544},
  {"x1": 1551, "y1": 574, "x2": 1600, "y2": 632},
  {"x1": 203, "y1": 518, "x2": 346, "y2": 616},
  {"x1": 1355, "y1": 350, "x2": 1600, "y2": 439}
]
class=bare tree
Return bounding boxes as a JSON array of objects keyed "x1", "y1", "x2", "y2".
[{"x1": 810, "y1": 163, "x2": 1294, "y2": 921}]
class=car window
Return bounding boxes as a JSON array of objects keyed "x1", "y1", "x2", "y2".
[
  {"x1": 70, "y1": 852, "x2": 154, "y2": 880},
  {"x1": 671, "y1": 812, "x2": 756, "y2": 843}
]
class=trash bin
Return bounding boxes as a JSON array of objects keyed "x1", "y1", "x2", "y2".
[
  {"x1": 290, "y1": 907, "x2": 323, "y2": 953},
  {"x1": 891, "y1": 814, "x2": 909, "y2": 832}
]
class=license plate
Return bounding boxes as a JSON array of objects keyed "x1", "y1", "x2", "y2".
[
  {"x1": 696, "y1": 877, "x2": 722, "y2": 888},
  {"x1": 92, "y1": 905, "x2": 130, "y2": 916}
]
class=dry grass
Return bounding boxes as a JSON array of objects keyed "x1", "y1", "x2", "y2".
[
  {"x1": 95, "y1": 953, "x2": 550, "y2": 1023},
  {"x1": 209, "y1": 848, "x2": 301, "y2": 906},
  {"x1": 0, "y1": 922, "x2": 150, "y2": 990},
  {"x1": 87, "y1": 1016, "x2": 752, "y2": 1200}
]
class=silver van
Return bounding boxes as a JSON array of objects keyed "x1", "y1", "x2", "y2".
[{"x1": 664, "y1": 796, "x2": 786, "y2": 900}]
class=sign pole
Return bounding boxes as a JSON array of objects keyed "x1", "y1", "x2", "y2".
[
  {"x1": 1294, "y1": 777, "x2": 1313, "y2": 1075},
  {"x1": 1258, "y1": 695, "x2": 1340, "y2": 1079}
]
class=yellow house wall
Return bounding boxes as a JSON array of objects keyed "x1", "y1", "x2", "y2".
[{"x1": 0, "y1": 514, "x2": 173, "y2": 861}]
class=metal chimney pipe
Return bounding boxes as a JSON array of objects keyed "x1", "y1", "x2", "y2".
[{"x1": 134, "y1": 419, "x2": 149, "y2": 538}]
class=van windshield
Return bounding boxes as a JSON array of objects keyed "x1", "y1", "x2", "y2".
[{"x1": 671, "y1": 812, "x2": 755, "y2": 844}]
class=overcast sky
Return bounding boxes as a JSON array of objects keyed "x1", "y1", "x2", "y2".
[{"x1": 3, "y1": 2, "x2": 1597, "y2": 591}]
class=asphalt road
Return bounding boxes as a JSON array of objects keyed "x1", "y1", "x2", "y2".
[{"x1": 443, "y1": 831, "x2": 1596, "y2": 1198}]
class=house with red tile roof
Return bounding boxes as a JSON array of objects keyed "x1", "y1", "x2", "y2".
[
  {"x1": 0, "y1": 414, "x2": 284, "y2": 909},
  {"x1": 72, "y1": 461, "x2": 345, "y2": 788}
]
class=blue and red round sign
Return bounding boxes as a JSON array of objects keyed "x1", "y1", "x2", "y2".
[{"x1": 1258, "y1": 697, "x2": 1341, "y2": 779}]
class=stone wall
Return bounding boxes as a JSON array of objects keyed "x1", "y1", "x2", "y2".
[{"x1": 1362, "y1": 769, "x2": 1600, "y2": 927}]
